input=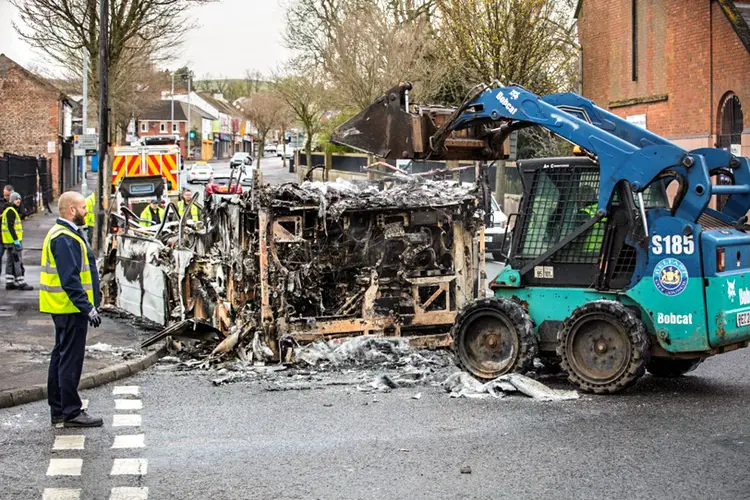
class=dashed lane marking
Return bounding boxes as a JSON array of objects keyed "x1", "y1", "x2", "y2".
[
  {"x1": 42, "y1": 488, "x2": 81, "y2": 500},
  {"x1": 112, "y1": 386, "x2": 140, "y2": 397},
  {"x1": 113, "y1": 415, "x2": 141, "y2": 427},
  {"x1": 46, "y1": 458, "x2": 83, "y2": 476},
  {"x1": 109, "y1": 487, "x2": 148, "y2": 500},
  {"x1": 114, "y1": 399, "x2": 143, "y2": 411},
  {"x1": 110, "y1": 458, "x2": 148, "y2": 476},
  {"x1": 52, "y1": 435, "x2": 85, "y2": 451},
  {"x1": 111, "y1": 434, "x2": 145, "y2": 449}
]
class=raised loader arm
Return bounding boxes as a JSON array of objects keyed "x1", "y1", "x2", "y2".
[{"x1": 333, "y1": 83, "x2": 750, "y2": 224}]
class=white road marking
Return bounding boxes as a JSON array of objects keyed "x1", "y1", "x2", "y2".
[
  {"x1": 111, "y1": 434, "x2": 145, "y2": 449},
  {"x1": 52, "y1": 435, "x2": 85, "y2": 451},
  {"x1": 80, "y1": 399, "x2": 89, "y2": 411},
  {"x1": 42, "y1": 488, "x2": 81, "y2": 500},
  {"x1": 110, "y1": 458, "x2": 148, "y2": 476},
  {"x1": 114, "y1": 399, "x2": 142, "y2": 411},
  {"x1": 109, "y1": 487, "x2": 148, "y2": 500},
  {"x1": 113, "y1": 415, "x2": 141, "y2": 427},
  {"x1": 112, "y1": 386, "x2": 140, "y2": 396},
  {"x1": 46, "y1": 458, "x2": 83, "y2": 476}
]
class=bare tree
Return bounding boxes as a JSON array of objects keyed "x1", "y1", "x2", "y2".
[
  {"x1": 244, "y1": 92, "x2": 286, "y2": 168},
  {"x1": 244, "y1": 69, "x2": 265, "y2": 96},
  {"x1": 273, "y1": 73, "x2": 328, "y2": 168},
  {"x1": 11, "y1": 0, "x2": 213, "y2": 133},
  {"x1": 434, "y1": 0, "x2": 579, "y2": 96},
  {"x1": 285, "y1": 0, "x2": 442, "y2": 109}
]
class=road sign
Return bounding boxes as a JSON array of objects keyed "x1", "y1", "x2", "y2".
[{"x1": 74, "y1": 134, "x2": 98, "y2": 156}]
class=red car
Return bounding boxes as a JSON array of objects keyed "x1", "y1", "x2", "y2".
[{"x1": 205, "y1": 176, "x2": 243, "y2": 195}]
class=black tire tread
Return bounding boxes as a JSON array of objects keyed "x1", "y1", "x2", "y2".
[
  {"x1": 451, "y1": 297, "x2": 538, "y2": 380},
  {"x1": 556, "y1": 300, "x2": 650, "y2": 394}
]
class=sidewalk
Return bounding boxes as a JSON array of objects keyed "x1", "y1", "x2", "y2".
[{"x1": 0, "y1": 195, "x2": 163, "y2": 406}]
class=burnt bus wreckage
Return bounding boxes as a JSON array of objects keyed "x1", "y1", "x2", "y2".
[{"x1": 102, "y1": 172, "x2": 489, "y2": 358}]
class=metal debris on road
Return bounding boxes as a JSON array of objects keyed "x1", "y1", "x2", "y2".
[{"x1": 443, "y1": 372, "x2": 580, "y2": 401}]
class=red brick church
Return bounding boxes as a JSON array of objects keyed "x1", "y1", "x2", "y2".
[{"x1": 576, "y1": 0, "x2": 750, "y2": 157}]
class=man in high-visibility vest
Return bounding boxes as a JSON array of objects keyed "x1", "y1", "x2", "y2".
[
  {"x1": 2, "y1": 192, "x2": 32, "y2": 290},
  {"x1": 84, "y1": 192, "x2": 96, "y2": 245},
  {"x1": 139, "y1": 198, "x2": 164, "y2": 226},
  {"x1": 0, "y1": 185, "x2": 12, "y2": 280},
  {"x1": 41, "y1": 191, "x2": 103, "y2": 428},
  {"x1": 177, "y1": 189, "x2": 199, "y2": 221}
]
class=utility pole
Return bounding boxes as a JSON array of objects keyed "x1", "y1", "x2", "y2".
[
  {"x1": 187, "y1": 75, "x2": 191, "y2": 157},
  {"x1": 95, "y1": 0, "x2": 109, "y2": 253},
  {"x1": 170, "y1": 71, "x2": 175, "y2": 124},
  {"x1": 81, "y1": 49, "x2": 89, "y2": 196}
]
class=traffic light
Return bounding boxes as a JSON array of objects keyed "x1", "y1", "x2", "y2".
[{"x1": 189, "y1": 130, "x2": 196, "y2": 139}]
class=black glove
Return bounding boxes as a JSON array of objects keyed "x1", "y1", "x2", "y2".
[{"x1": 88, "y1": 307, "x2": 102, "y2": 328}]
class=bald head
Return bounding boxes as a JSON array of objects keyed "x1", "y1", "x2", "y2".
[{"x1": 58, "y1": 191, "x2": 87, "y2": 226}]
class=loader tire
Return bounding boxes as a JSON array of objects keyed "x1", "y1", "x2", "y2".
[
  {"x1": 646, "y1": 358, "x2": 703, "y2": 378},
  {"x1": 557, "y1": 300, "x2": 650, "y2": 394},
  {"x1": 452, "y1": 298, "x2": 538, "y2": 380}
]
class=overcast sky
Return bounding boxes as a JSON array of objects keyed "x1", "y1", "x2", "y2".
[{"x1": 0, "y1": 0, "x2": 292, "y2": 78}]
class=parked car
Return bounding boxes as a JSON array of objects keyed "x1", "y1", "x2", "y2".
[
  {"x1": 206, "y1": 176, "x2": 243, "y2": 196},
  {"x1": 263, "y1": 144, "x2": 278, "y2": 156},
  {"x1": 485, "y1": 196, "x2": 511, "y2": 261},
  {"x1": 187, "y1": 162, "x2": 213, "y2": 184},
  {"x1": 230, "y1": 152, "x2": 252, "y2": 168}
]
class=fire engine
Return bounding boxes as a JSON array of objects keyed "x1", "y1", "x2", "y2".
[{"x1": 111, "y1": 136, "x2": 182, "y2": 219}]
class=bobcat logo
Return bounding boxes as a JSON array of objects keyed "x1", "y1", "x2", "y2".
[{"x1": 728, "y1": 280, "x2": 737, "y2": 301}]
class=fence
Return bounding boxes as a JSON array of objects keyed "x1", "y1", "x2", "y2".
[{"x1": 0, "y1": 153, "x2": 46, "y2": 215}]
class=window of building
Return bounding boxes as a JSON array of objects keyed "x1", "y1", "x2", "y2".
[
  {"x1": 160, "y1": 122, "x2": 166, "y2": 133},
  {"x1": 140, "y1": 121, "x2": 148, "y2": 132},
  {"x1": 172, "y1": 123, "x2": 178, "y2": 133}
]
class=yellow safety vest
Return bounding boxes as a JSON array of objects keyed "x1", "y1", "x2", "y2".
[
  {"x1": 39, "y1": 224, "x2": 94, "y2": 314},
  {"x1": 1, "y1": 206, "x2": 23, "y2": 244},
  {"x1": 177, "y1": 200, "x2": 199, "y2": 221},
  {"x1": 581, "y1": 204, "x2": 606, "y2": 253},
  {"x1": 139, "y1": 206, "x2": 165, "y2": 225},
  {"x1": 84, "y1": 193, "x2": 96, "y2": 228}
]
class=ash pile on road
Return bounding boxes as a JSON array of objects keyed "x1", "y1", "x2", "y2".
[{"x1": 157, "y1": 335, "x2": 457, "y2": 390}]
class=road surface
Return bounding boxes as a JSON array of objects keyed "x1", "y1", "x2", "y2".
[{"x1": 2, "y1": 348, "x2": 750, "y2": 499}]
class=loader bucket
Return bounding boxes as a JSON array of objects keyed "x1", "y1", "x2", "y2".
[{"x1": 331, "y1": 82, "x2": 417, "y2": 160}]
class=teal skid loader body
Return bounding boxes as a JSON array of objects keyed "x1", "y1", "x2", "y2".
[{"x1": 332, "y1": 82, "x2": 750, "y2": 393}]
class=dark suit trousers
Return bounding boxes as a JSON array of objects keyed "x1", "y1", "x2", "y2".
[{"x1": 47, "y1": 313, "x2": 89, "y2": 419}]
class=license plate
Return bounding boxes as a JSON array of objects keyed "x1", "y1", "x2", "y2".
[
  {"x1": 484, "y1": 236, "x2": 492, "y2": 243},
  {"x1": 738, "y1": 312, "x2": 750, "y2": 327}
]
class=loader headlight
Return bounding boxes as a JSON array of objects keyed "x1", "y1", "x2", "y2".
[{"x1": 717, "y1": 248, "x2": 726, "y2": 272}]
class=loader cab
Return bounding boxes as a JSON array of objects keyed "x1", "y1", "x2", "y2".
[{"x1": 509, "y1": 156, "x2": 668, "y2": 291}]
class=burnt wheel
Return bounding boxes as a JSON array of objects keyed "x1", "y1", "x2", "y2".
[
  {"x1": 647, "y1": 358, "x2": 703, "y2": 378},
  {"x1": 557, "y1": 300, "x2": 650, "y2": 394},
  {"x1": 452, "y1": 298, "x2": 538, "y2": 380}
]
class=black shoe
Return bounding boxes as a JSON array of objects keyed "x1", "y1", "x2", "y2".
[
  {"x1": 63, "y1": 410, "x2": 103, "y2": 428},
  {"x1": 5, "y1": 283, "x2": 17, "y2": 290},
  {"x1": 16, "y1": 283, "x2": 33, "y2": 291},
  {"x1": 51, "y1": 415, "x2": 63, "y2": 426}
]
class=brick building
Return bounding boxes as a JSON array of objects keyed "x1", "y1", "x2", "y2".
[
  {"x1": 0, "y1": 54, "x2": 76, "y2": 197},
  {"x1": 576, "y1": 0, "x2": 750, "y2": 156},
  {"x1": 136, "y1": 101, "x2": 190, "y2": 159}
]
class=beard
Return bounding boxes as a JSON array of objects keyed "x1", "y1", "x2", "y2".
[{"x1": 73, "y1": 213, "x2": 85, "y2": 226}]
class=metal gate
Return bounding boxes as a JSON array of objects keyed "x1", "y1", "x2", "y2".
[{"x1": 0, "y1": 153, "x2": 39, "y2": 215}]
